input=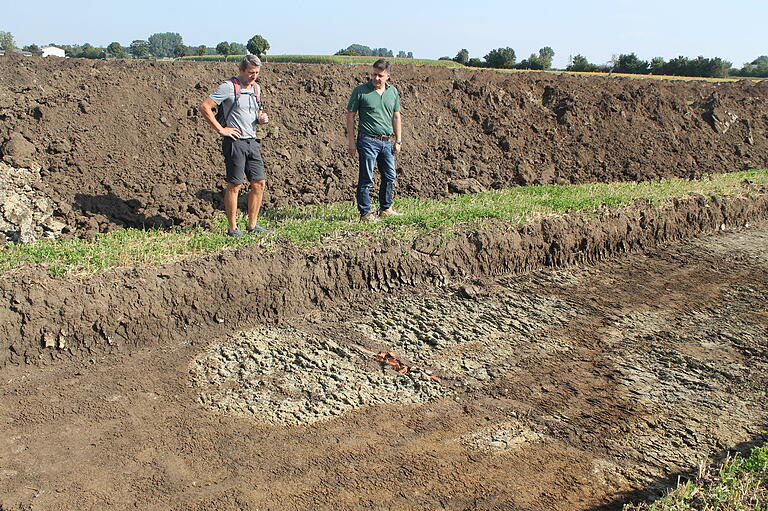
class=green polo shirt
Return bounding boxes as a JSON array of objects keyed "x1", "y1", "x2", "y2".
[{"x1": 347, "y1": 81, "x2": 401, "y2": 137}]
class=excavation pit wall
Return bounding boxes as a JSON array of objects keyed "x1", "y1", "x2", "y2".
[{"x1": 2, "y1": 189, "x2": 767, "y2": 369}]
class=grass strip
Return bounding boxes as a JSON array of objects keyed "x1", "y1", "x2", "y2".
[
  {"x1": 1, "y1": 170, "x2": 766, "y2": 275},
  {"x1": 624, "y1": 443, "x2": 768, "y2": 510}
]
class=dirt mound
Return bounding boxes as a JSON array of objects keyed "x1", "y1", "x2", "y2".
[{"x1": 0, "y1": 56, "x2": 766, "y2": 238}]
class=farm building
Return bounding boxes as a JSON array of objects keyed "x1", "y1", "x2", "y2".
[{"x1": 42, "y1": 46, "x2": 65, "y2": 57}]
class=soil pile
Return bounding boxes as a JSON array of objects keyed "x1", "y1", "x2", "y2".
[{"x1": 1, "y1": 55, "x2": 767, "y2": 237}]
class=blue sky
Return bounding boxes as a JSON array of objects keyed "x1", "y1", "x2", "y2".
[{"x1": 4, "y1": 0, "x2": 765, "y2": 68}]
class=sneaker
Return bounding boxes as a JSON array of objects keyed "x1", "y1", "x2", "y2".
[
  {"x1": 226, "y1": 228, "x2": 243, "y2": 237},
  {"x1": 246, "y1": 225, "x2": 274, "y2": 234},
  {"x1": 360, "y1": 213, "x2": 378, "y2": 222},
  {"x1": 379, "y1": 208, "x2": 404, "y2": 218}
]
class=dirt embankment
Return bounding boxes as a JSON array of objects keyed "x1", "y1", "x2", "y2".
[
  {"x1": 0, "y1": 56, "x2": 766, "y2": 239},
  {"x1": 2, "y1": 189, "x2": 766, "y2": 369}
]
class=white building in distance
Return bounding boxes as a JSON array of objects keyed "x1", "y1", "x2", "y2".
[{"x1": 41, "y1": 46, "x2": 66, "y2": 58}]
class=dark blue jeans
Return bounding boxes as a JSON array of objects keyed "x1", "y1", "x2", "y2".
[{"x1": 356, "y1": 134, "x2": 396, "y2": 216}]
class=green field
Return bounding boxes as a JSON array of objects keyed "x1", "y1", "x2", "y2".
[
  {"x1": 1, "y1": 169, "x2": 767, "y2": 275},
  {"x1": 178, "y1": 54, "x2": 463, "y2": 67}
]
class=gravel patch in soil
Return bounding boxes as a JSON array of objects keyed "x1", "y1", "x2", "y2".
[{"x1": 189, "y1": 326, "x2": 446, "y2": 426}]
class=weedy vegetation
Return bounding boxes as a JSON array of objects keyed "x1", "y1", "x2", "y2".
[
  {"x1": 1, "y1": 169, "x2": 766, "y2": 275},
  {"x1": 624, "y1": 443, "x2": 768, "y2": 511}
]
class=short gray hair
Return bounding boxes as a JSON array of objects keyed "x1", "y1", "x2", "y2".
[{"x1": 240, "y1": 54, "x2": 262, "y2": 69}]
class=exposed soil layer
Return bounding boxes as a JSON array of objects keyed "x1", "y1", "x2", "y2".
[
  {"x1": 2, "y1": 189, "x2": 767, "y2": 368},
  {"x1": 1, "y1": 55, "x2": 767, "y2": 238},
  {"x1": 1, "y1": 222, "x2": 766, "y2": 510},
  {"x1": 2, "y1": 57, "x2": 768, "y2": 510}
]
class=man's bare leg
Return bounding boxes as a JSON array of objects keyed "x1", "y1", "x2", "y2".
[
  {"x1": 224, "y1": 182, "x2": 243, "y2": 232},
  {"x1": 247, "y1": 180, "x2": 266, "y2": 230}
]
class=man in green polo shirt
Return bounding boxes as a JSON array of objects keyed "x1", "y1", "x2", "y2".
[{"x1": 346, "y1": 59, "x2": 403, "y2": 221}]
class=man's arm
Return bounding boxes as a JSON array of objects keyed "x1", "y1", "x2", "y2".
[
  {"x1": 392, "y1": 111, "x2": 402, "y2": 154},
  {"x1": 198, "y1": 97, "x2": 241, "y2": 140},
  {"x1": 345, "y1": 110, "x2": 357, "y2": 156}
]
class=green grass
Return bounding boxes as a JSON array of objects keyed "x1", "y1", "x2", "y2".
[
  {"x1": 624, "y1": 443, "x2": 768, "y2": 511},
  {"x1": 178, "y1": 54, "x2": 463, "y2": 67},
  {"x1": 1, "y1": 169, "x2": 766, "y2": 275}
]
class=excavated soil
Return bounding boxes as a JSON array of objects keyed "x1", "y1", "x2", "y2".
[
  {"x1": 1, "y1": 223, "x2": 766, "y2": 510},
  {"x1": 0, "y1": 55, "x2": 767, "y2": 239},
  {"x1": 1, "y1": 57, "x2": 768, "y2": 510}
]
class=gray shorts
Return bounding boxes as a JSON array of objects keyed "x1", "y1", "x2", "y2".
[{"x1": 222, "y1": 138, "x2": 266, "y2": 184}]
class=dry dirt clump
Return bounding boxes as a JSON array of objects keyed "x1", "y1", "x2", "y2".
[
  {"x1": 0, "y1": 56, "x2": 766, "y2": 237},
  {"x1": 0, "y1": 162, "x2": 67, "y2": 243},
  {"x1": 189, "y1": 327, "x2": 445, "y2": 426},
  {"x1": 353, "y1": 291, "x2": 577, "y2": 387}
]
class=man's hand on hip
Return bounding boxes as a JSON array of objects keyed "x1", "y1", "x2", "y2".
[
  {"x1": 219, "y1": 126, "x2": 242, "y2": 140},
  {"x1": 258, "y1": 112, "x2": 269, "y2": 124}
]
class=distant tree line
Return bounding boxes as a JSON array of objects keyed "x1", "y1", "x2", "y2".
[
  {"x1": 566, "y1": 52, "x2": 768, "y2": 78},
  {"x1": 335, "y1": 44, "x2": 413, "y2": 59},
  {"x1": 0, "y1": 30, "x2": 271, "y2": 60},
  {"x1": 445, "y1": 45, "x2": 768, "y2": 78},
  {"x1": 446, "y1": 47, "x2": 555, "y2": 70}
]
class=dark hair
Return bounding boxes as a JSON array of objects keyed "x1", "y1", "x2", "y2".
[
  {"x1": 372, "y1": 59, "x2": 391, "y2": 72},
  {"x1": 239, "y1": 54, "x2": 262, "y2": 70}
]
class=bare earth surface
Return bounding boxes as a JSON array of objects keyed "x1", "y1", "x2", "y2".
[
  {"x1": 1, "y1": 56, "x2": 767, "y2": 240},
  {"x1": 1, "y1": 57, "x2": 767, "y2": 510},
  {"x1": 1, "y1": 224, "x2": 766, "y2": 511}
]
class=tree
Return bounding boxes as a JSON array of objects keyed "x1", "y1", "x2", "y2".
[
  {"x1": 22, "y1": 44, "x2": 42, "y2": 56},
  {"x1": 0, "y1": 31, "x2": 15, "y2": 51},
  {"x1": 229, "y1": 42, "x2": 246, "y2": 55},
  {"x1": 77, "y1": 43, "x2": 105, "y2": 59},
  {"x1": 148, "y1": 32, "x2": 183, "y2": 58},
  {"x1": 518, "y1": 47, "x2": 555, "y2": 70},
  {"x1": 397, "y1": 50, "x2": 407, "y2": 58},
  {"x1": 649, "y1": 56, "x2": 666, "y2": 74},
  {"x1": 106, "y1": 42, "x2": 127, "y2": 58},
  {"x1": 467, "y1": 57, "x2": 483, "y2": 67},
  {"x1": 485, "y1": 47, "x2": 516, "y2": 68},
  {"x1": 129, "y1": 40, "x2": 150, "y2": 59},
  {"x1": 538, "y1": 46, "x2": 554, "y2": 69},
  {"x1": 247, "y1": 35, "x2": 270, "y2": 56},
  {"x1": 196, "y1": 45, "x2": 208, "y2": 56},
  {"x1": 737, "y1": 55, "x2": 768, "y2": 77},
  {"x1": 335, "y1": 44, "x2": 372, "y2": 56},
  {"x1": 566, "y1": 54, "x2": 597, "y2": 72},
  {"x1": 173, "y1": 44, "x2": 187, "y2": 58},
  {"x1": 453, "y1": 48, "x2": 469, "y2": 65},
  {"x1": 216, "y1": 41, "x2": 232, "y2": 55},
  {"x1": 406, "y1": 51, "x2": 413, "y2": 59},
  {"x1": 615, "y1": 53, "x2": 649, "y2": 74}
]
